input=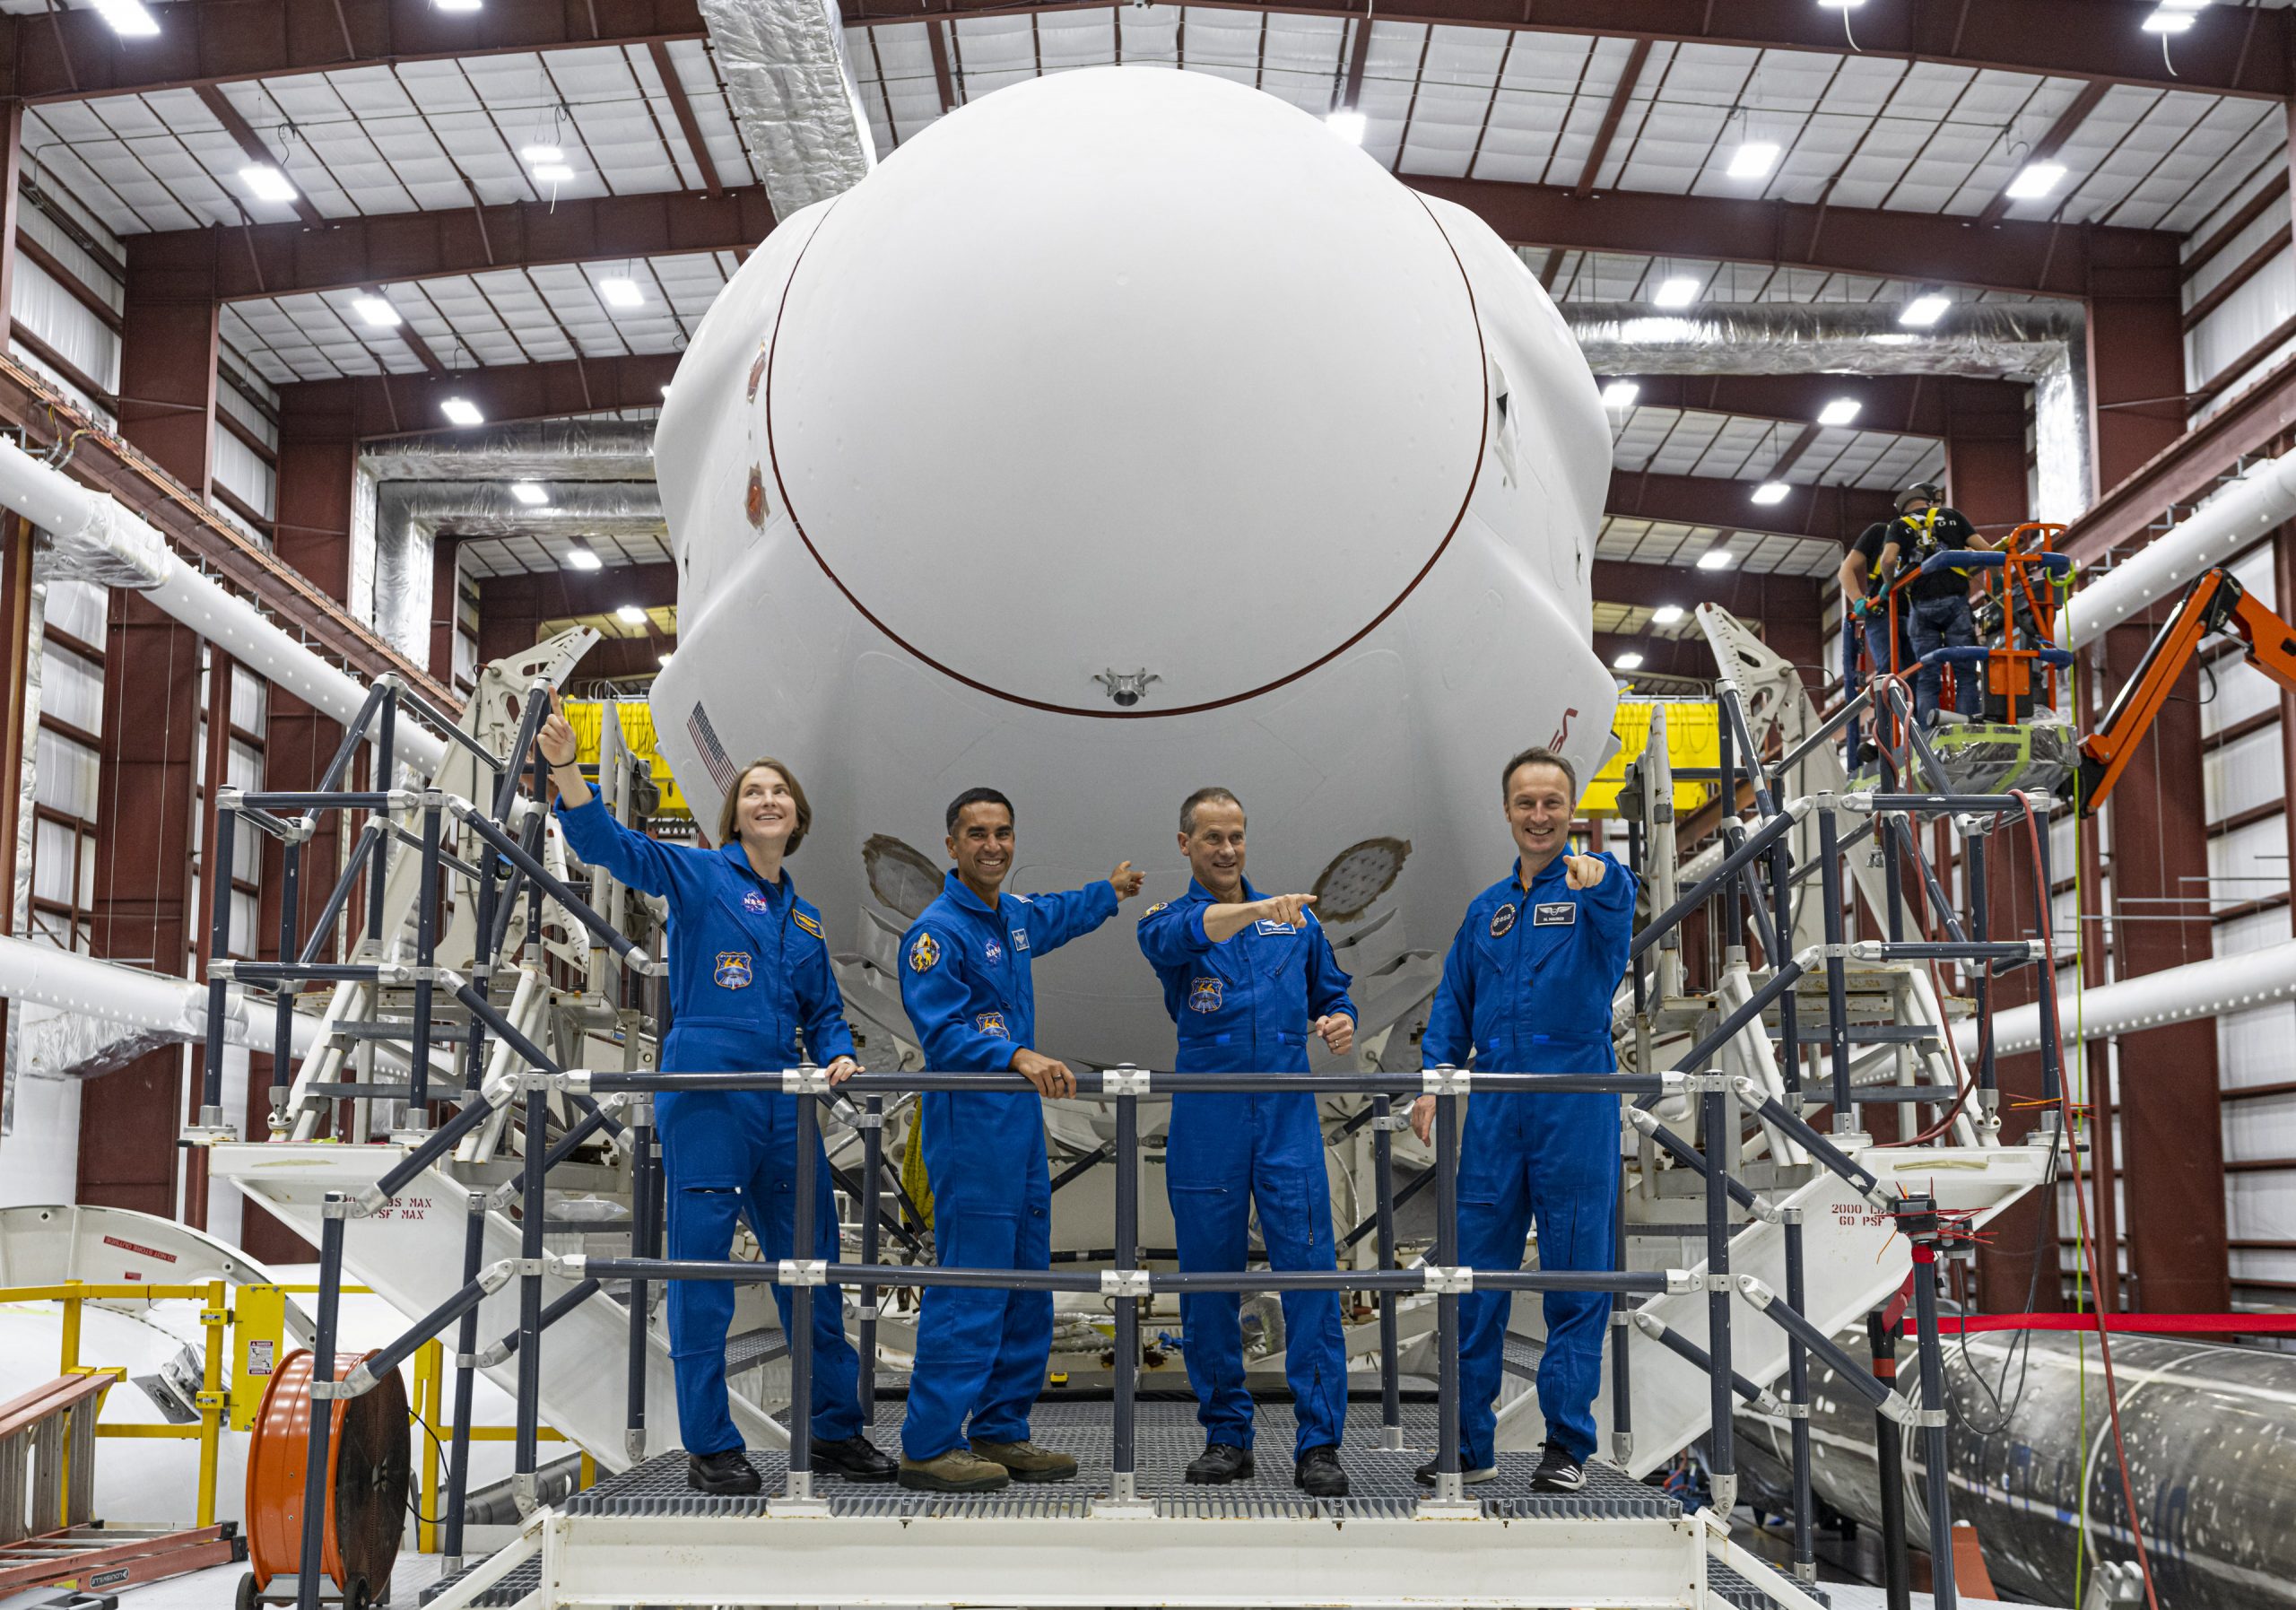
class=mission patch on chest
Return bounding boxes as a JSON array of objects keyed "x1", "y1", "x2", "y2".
[
  {"x1": 714, "y1": 951, "x2": 754, "y2": 988},
  {"x1": 1533, "y1": 902, "x2": 1576, "y2": 927},
  {"x1": 1189, "y1": 977, "x2": 1223, "y2": 1013}
]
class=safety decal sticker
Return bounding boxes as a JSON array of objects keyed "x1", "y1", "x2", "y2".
[
  {"x1": 793, "y1": 910, "x2": 823, "y2": 939},
  {"x1": 909, "y1": 932, "x2": 942, "y2": 972},
  {"x1": 975, "y1": 1011, "x2": 1010, "y2": 1038},
  {"x1": 984, "y1": 939, "x2": 1004, "y2": 963},
  {"x1": 1012, "y1": 928, "x2": 1029, "y2": 951},
  {"x1": 715, "y1": 952, "x2": 754, "y2": 989},
  {"x1": 1533, "y1": 902, "x2": 1576, "y2": 927},
  {"x1": 1489, "y1": 903, "x2": 1518, "y2": 937},
  {"x1": 743, "y1": 890, "x2": 772, "y2": 914},
  {"x1": 1189, "y1": 978, "x2": 1223, "y2": 1014}
]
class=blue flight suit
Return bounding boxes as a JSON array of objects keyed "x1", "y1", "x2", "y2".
[
  {"x1": 1423, "y1": 851, "x2": 1636, "y2": 1468},
  {"x1": 897, "y1": 869, "x2": 1121, "y2": 1460},
  {"x1": 1138, "y1": 880, "x2": 1356, "y2": 1457},
  {"x1": 554, "y1": 795, "x2": 866, "y2": 1458}
]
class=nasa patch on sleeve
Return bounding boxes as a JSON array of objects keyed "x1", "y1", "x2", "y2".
[{"x1": 1533, "y1": 902, "x2": 1576, "y2": 927}]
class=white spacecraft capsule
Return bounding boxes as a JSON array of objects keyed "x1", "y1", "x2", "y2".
[{"x1": 650, "y1": 65, "x2": 1614, "y2": 1066}]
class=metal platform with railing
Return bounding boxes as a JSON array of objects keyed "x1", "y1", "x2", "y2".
[{"x1": 189, "y1": 616, "x2": 2068, "y2": 1610}]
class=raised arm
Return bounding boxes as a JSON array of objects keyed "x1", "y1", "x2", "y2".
[{"x1": 540, "y1": 693, "x2": 693, "y2": 901}]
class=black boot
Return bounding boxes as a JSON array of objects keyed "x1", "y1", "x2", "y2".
[
  {"x1": 1184, "y1": 1443, "x2": 1255, "y2": 1484},
  {"x1": 1293, "y1": 1445, "x2": 1349, "y2": 1498},
  {"x1": 812, "y1": 1433, "x2": 900, "y2": 1483},
  {"x1": 688, "y1": 1447, "x2": 762, "y2": 1495}
]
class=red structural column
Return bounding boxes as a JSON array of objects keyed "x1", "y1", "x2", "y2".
[
  {"x1": 2100, "y1": 622, "x2": 2231, "y2": 1312},
  {"x1": 430, "y1": 535, "x2": 463, "y2": 689},
  {"x1": 77, "y1": 292, "x2": 217, "y2": 1216},
  {"x1": 1942, "y1": 379, "x2": 2031, "y2": 535},
  {"x1": 2084, "y1": 265, "x2": 2187, "y2": 500}
]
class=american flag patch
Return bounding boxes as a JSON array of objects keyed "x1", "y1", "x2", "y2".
[{"x1": 686, "y1": 701, "x2": 737, "y2": 795}]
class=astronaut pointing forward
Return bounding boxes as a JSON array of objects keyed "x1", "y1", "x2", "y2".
[{"x1": 1139, "y1": 788, "x2": 1356, "y2": 1498}]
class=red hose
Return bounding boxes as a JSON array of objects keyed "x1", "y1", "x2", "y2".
[{"x1": 2013, "y1": 789, "x2": 2161, "y2": 1610}]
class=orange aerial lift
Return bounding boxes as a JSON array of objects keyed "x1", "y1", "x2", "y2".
[{"x1": 2074, "y1": 566, "x2": 2296, "y2": 814}]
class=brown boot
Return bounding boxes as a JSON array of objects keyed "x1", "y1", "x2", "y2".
[
  {"x1": 970, "y1": 1438, "x2": 1079, "y2": 1484},
  {"x1": 898, "y1": 1447, "x2": 1012, "y2": 1493}
]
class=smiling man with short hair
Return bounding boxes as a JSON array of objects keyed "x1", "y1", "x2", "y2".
[
  {"x1": 1412, "y1": 746, "x2": 1635, "y2": 1494},
  {"x1": 1138, "y1": 787, "x2": 1356, "y2": 1497}
]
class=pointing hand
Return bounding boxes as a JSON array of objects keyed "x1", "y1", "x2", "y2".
[
  {"x1": 537, "y1": 690, "x2": 579, "y2": 769},
  {"x1": 1258, "y1": 892, "x2": 1318, "y2": 929},
  {"x1": 1563, "y1": 855, "x2": 1606, "y2": 890},
  {"x1": 1109, "y1": 861, "x2": 1146, "y2": 900}
]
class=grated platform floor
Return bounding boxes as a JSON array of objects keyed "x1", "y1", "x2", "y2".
[{"x1": 419, "y1": 1401, "x2": 1822, "y2": 1607}]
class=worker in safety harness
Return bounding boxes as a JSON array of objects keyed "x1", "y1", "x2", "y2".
[
  {"x1": 1137, "y1": 787, "x2": 1357, "y2": 1498},
  {"x1": 1875, "y1": 481, "x2": 1991, "y2": 727},
  {"x1": 1839, "y1": 500, "x2": 1918, "y2": 755},
  {"x1": 1411, "y1": 746, "x2": 1635, "y2": 1493},
  {"x1": 896, "y1": 788, "x2": 1145, "y2": 1492},
  {"x1": 538, "y1": 698, "x2": 898, "y2": 1495}
]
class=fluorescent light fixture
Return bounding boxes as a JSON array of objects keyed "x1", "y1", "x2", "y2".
[
  {"x1": 1817, "y1": 397, "x2": 1861, "y2": 427},
  {"x1": 598, "y1": 278, "x2": 645, "y2": 309},
  {"x1": 439, "y1": 397, "x2": 483, "y2": 427},
  {"x1": 351, "y1": 296, "x2": 401, "y2": 328},
  {"x1": 1649, "y1": 604, "x2": 1685, "y2": 625},
  {"x1": 565, "y1": 547, "x2": 603, "y2": 572},
  {"x1": 657, "y1": 650, "x2": 675, "y2": 667},
  {"x1": 436, "y1": 0, "x2": 482, "y2": 10},
  {"x1": 1696, "y1": 550, "x2": 1735, "y2": 570},
  {"x1": 1326, "y1": 110, "x2": 1367, "y2": 144},
  {"x1": 1899, "y1": 294, "x2": 1952, "y2": 327},
  {"x1": 520, "y1": 144, "x2": 563, "y2": 164},
  {"x1": 1652, "y1": 276, "x2": 1701, "y2": 309},
  {"x1": 239, "y1": 165, "x2": 298, "y2": 203},
  {"x1": 90, "y1": 0, "x2": 161, "y2": 36},
  {"x1": 659, "y1": 384, "x2": 673, "y2": 399},
  {"x1": 1726, "y1": 142, "x2": 1779, "y2": 180},
  {"x1": 1601, "y1": 381, "x2": 1640, "y2": 409},
  {"x1": 2005, "y1": 161, "x2": 2066, "y2": 201},
  {"x1": 1751, "y1": 482, "x2": 1791, "y2": 506},
  {"x1": 2142, "y1": 7, "x2": 2196, "y2": 30},
  {"x1": 1816, "y1": 0, "x2": 1865, "y2": 8},
  {"x1": 615, "y1": 604, "x2": 649, "y2": 626},
  {"x1": 532, "y1": 163, "x2": 574, "y2": 185},
  {"x1": 1868, "y1": 332, "x2": 1918, "y2": 346},
  {"x1": 509, "y1": 482, "x2": 549, "y2": 507},
  {"x1": 1613, "y1": 651, "x2": 1645, "y2": 671}
]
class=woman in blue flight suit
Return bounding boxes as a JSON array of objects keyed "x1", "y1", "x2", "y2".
[
  {"x1": 538, "y1": 699, "x2": 896, "y2": 1494},
  {"x1": 1412, "y1": 746, "x2": 1635, "y2": 1495}
]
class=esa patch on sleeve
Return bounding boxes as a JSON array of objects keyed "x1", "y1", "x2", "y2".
[{"x1": 1533, "y1": 902, "x2": 1576, "y2": 927}]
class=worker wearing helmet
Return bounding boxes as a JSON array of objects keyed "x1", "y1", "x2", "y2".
[
  {"x1": 896, "y1": 788, "x2": 1146, "y2": 1493},
  {"x1": 1840, "y1": 494, "x2": 1919, "y2": 734},
  {"x1": 1137, "y1": 787, "x2": 1357, "y2": 1499},
  {"x1": 1410, "y1": 746, "x2": 1636, "y2": 1494},
  {"x1": 1877, "y1": 482, "x2": 1993, "y2": 727},
  {"x1": 538, "y1": 697, "x2": 898, "y2": 1495}
]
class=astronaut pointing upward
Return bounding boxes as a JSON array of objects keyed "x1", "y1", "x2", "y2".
[{"x1": 1139, "y1": 788, "x2": 1356, "y2": 1498}]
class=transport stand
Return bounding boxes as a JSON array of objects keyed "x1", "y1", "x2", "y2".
[{"x1": 191, "y1": 657, "x2": 2068, "y2": 1610}]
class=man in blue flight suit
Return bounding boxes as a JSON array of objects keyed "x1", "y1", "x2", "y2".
[
  {"x1": 1411, "y1": 746, "x2": 1635, "y2": 1494},
  {"x1": 1138, "y1": 787, "x2": 1357, "y2": 1497},
  {"x1": 896, "y1": 787, "x2": 1146, "y2": 1492},
  {"x1": 539, "y1": 702, "x2": 896, "y2": 1494}
]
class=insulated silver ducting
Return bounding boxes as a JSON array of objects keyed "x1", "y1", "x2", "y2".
[
  {"x1": 1566, "y1": 301, "x2": 2090, "y2": 522},
  {"x1": 698, "y1": 0, "x2": 875, "y2": 216},
  {"x1": 370, "y1": 481, "x2": 665, "y2": 663},
  {"x1": 361, "y1": 422, "x2": 659, "y2": 483}
]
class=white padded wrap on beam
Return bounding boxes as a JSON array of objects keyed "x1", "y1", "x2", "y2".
[{"x1": 695, "y1": 0, "x2": 874, "y2": 217}]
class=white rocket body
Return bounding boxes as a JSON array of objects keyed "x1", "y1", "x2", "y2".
[{"x1": 649, "y1": 66, "x2": 1613, "y2": 1066}]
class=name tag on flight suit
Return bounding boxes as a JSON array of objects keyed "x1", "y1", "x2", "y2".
[{"x1": 1533, "y1": 902, "x2": 1576, "y2": 927}]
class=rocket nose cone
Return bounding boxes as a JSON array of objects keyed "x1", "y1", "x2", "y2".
[{"x1": 761, "y1": 67, "x2": 1488, "y2": 716}]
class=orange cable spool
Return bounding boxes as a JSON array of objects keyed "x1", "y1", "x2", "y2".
[{"x1": 243, "y1": 1349, "x2": 408, "y2": 1609}]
